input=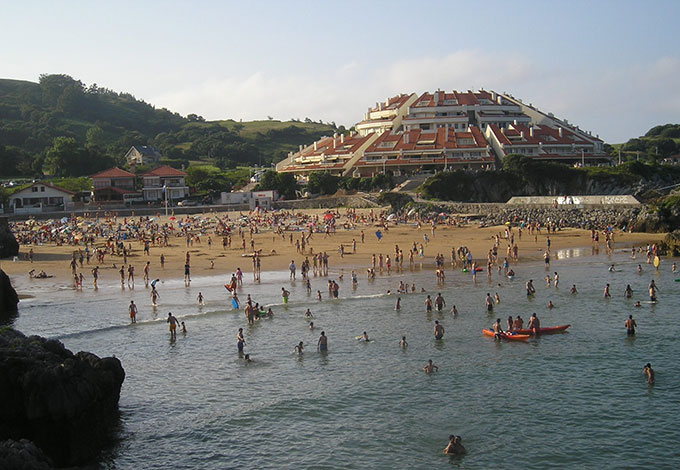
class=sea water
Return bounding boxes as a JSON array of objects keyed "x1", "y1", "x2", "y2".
[{"x1": 8, "y1": 249, "x2": 680, "y2": 469}]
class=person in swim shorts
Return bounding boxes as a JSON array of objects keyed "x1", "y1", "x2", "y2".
[
  {"x1": 167, "y1": 312, "x2": 179, "y2": 338},
  {"x1": 625, "y1": 315, "x2": 637, "y2": 335},
  {"x1": 237, "y1": 328, "x2": 245, "y2": 355},
  {"x1": 317, "y1": 331, "x2": 328, "y2": 352},
  {"x1": 129, "y1": 300, "x2": 137, "y2": 323},
  {"x1": 434, "y1": 320, "x2": 444, "y2": 340}
]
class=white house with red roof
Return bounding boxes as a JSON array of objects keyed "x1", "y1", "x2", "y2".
[
  {"x1": 142, "y1": 165, "x2": 189, "y2": 202},
  {"x1": 91, "y1": 167, "x2": 137, "y2": 201},
  {"x1": 9, "y1": 182, "x2": 75, "y2": 214}
]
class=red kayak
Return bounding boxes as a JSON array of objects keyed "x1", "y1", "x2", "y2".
[
  {"x1": 512, "y1": 324, "x2": 570, "y2": 335},
  {"x1": 482, "y1": 329, "x2": 530, "y2": 341}
]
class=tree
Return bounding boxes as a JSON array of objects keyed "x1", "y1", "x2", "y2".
[
  {"x1": 44, "y1": 137, "x2": 82, "y2": 176},
  {"x1": 307, "y1": 171, "x2": 339, "y2": 195},
  {"x1": 256, "y1": 170, "x2": 298, "y2": 199}
]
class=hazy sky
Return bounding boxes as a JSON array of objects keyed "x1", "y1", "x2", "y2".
[{"x1": 2, "y1": 0, "x2": 679, "y2": 143}]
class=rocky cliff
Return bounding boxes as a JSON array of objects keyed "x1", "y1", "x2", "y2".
[
  {"x1": 0, "y1": 329, "x2": 125, "y2": 467},
  {"x1": 0, "y1": 269, "x2": 19, "y2": 314},
  {"x1": 0, "y1": 217, "x2": 19, "y2": 259}
]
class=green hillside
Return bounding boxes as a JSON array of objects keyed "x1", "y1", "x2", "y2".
[
  {"x1": 0, "y1": 74, "x2": 339, "y2": 177},
  {"x1": 614, "y1": 123, "x2": 680, "y2": 162}
]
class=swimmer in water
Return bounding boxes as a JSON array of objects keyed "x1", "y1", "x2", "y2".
[
  {"x1": 423, "y1": 359, "x2": 438, "y2": 374},
  {"x1": 609, "y1": 264, "x2": 616, "y2": 272},
  {"x1": 624, "y1": 285, "x2": 633, "y2": 298},
  {"x1": 304, "y1": 308, "x2": 314, "y2": 319},
  {"x1": 625, "y1": 315, "x2": 637, "y2": 335},
  {"x1": 451, "y1": 305, "x2": 458, "y2": 316},
  {"x1": 181, "y1": 321, "x2": 187, "y2": 333},
  {"x1": 294, "y1": 341, "x2": 304, "y2": 354},
  {"x1": 399, "y1": 336, "x2": 408, "y2": 348},
  {"x1": 197, "y1": 292, "x2": 204, "y2": 305},
  {"x1": 244, "y1": 354, "x2": 252, "y2": 364},
  {"x1": 309, "y1": 321, "x2": 314, "y2": 330},
  {"x1": 634, "y1": 301, "x2": 642, "y2": 308},
  {"x1": 548, "y1": 300, "x2": 554, "y2": 309},
  {"x1": 434, "y1": 320, "x2": 445, "y2": 340},
  {"x1": 361, "y1": 331, "x2": 370, "y2": 342},
  {"x1": 494, "y1": 292, "x2": 501, "y2": 304},
  {"x1": 570, "y1": 284, "x2": 577, "y2": 294},
  {"x1": 604, "y1": 283, "x2": 611, "y2": 298},
  {"x1": 643, "y1": 363, "x2": 654, "y2": 384}
]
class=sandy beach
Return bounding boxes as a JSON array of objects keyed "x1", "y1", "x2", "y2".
[{"x1": 1, "y1": 208, "x2": 664, "y2": 290}]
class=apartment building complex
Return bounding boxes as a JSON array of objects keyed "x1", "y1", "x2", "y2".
[{"x1": 276, "y1": 90, "x2": 609, "y2": 177}]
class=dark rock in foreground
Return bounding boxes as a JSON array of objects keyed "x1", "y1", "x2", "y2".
[
  {"x1": 0, "y1": 269, "x2": 20, "y2": 314},
  {"x1": 0, "y1": 439, "x2": 53, "y2": 469},
  {"x1": 0, "y1": 216, "x2": 19, "y2": 259},
  {"x1": 0, "y1": 329, "x2": 125, "y2": 467}
]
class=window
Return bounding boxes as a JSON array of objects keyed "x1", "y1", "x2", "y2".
[
  {"x1": 32, "y1": 187, "x2": 38, "y2": 192},
  {"x1": 41, "y1": 186, "x2": 45, "y2": 192}
]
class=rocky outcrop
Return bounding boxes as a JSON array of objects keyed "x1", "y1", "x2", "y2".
[
  {"x1": 659, "y1": 230, "x2": 680, "y2": 256},
  {"x1": 0, "y1": 439, "x2": 53, "y2": 470},
  {"x1": 0, "y1": 217, "x2": 19, "y2": 259},
  {"x1": 0, "y1": 270, "x2": 19, "y2": 314},
  {"x1": 0, "y1": 329, "x2": 125, "y2": 467}
]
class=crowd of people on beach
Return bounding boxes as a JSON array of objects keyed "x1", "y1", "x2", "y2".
[{"x1": 11, "y1": 206, "x2": 665, "y2": 455}]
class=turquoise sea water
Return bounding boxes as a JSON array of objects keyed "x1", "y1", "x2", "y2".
[{"x1": 8, "y1": 248, "x2": 680, "y2": 469}]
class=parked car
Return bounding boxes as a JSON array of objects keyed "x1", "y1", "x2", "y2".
[{"x1": 177, "y1": 199, "x2": 199, "y2": 207}]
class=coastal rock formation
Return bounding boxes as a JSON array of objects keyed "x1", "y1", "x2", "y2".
[
  {"x1": 0, "y1": 329, "x2": 125, "y2": 467},
  {"x1": 0, "y1": 439, "x2": 53, "y2": 470},
  {"x1": 0, "y1": 216, "x2": 19, "y2": 258},
  {"x1": 0, "y1": 269, "x2": 19, "y2": 313}
]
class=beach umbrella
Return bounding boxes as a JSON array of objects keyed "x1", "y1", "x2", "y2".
[
  {"x1": 324, "y1": 213, "x2": 334, "y2": 221},
  {"x1": 387, "y1": 214, "x2": 396, "y2": 220},
  {"x1": 169, "y1": 216, "x2": 176, "y2": 221},
  {"x1": 407, "y1": 208, "x2": 417, "y2": 216},
  {"x1": 61, "y1": 217, "x2": 69, "y2": 223}
]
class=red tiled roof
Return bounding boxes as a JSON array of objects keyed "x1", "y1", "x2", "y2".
[
  {"x1": 142, "y1": 165, "x2": 188, "y2": 177},
  {"x1": 364, "y1": 126, "x2": 487, "y2": 154},
  {"x1": 91, "y1": 167, "x2": 136, "y2": 179}
]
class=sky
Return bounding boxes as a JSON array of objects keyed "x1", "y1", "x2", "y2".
[{"x1": 2, "y1": 0, "x2": 679, "y2": 143}]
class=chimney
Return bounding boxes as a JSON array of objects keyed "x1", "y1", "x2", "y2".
[
  {"x1": 299, "y1": 145, "x2": 303, "y2": 151},
  {"x1": 378, "y1": 102, "x2": 383, "y2": 111},
  {"x1": 404, "y1": 133, "x2": 409, "y2": 144},
  {"x1": 385, "y1": 98, "x2": 389, "y2": 106},
  {"x1": 529, "y1": 127, "x2": 534, "y2": 137},
  {"x1": 491, "y1": 91, "x2": 497, "y2": 101},
  {"x1": 513, "y1": 119, "x2": 518, "y2": 125},
  {"x1": 341, "y1": 134, "x2": 345, "y2": 144},
  {"x1": 333, "y1": 138, "x2": 336, "y2": 149},
  {"x1": 313, "y1": 141, "x2": 318, "y2": 151},
  {"x1": 520, "y1": 131, "x2": 525, "y2": 139},
  {"x1": 498, "y1": 96, "x2": 503, "y2": 104},
  {"x1": 558, "y1": 128, "x2": 563, "y2": 138},
  {"x1": 434, "y1": 91, "x2": 439, "y2": 104}
]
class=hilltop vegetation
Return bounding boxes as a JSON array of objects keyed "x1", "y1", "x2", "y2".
[
  {"x1": 617, "y1": 123, "x2": 680, "y2": 161},
  {"x1": 0, "y1": 74, "x2": 340, "y2": 177}
]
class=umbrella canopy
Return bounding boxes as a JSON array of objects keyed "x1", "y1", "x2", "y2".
[
  {"x1": 407, "y1": 209, "x2": 417, "y2": 216},
  {"x1": 169, "y1": 216, "x2": 176, "y2": 221},
  {"x1": 323, "y1": 213, "x2": 335, "y2": 221},
  {"x1": 386, "y1": 214, "x2": 396, "y2": 220}
]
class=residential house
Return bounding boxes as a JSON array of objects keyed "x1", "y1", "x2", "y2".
[
  {"x1": 91, "y1": 167, "x2": 137, "y2": 201},
  {"x1": 125, "y1": 145, "x2": 162, "y2": 166},
  {"x1": 9, "y1": 182, "x2": 75, "y2": 214},
  {"x1": 142, "y1": 165, "x2": 189, "y2": 202}
]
